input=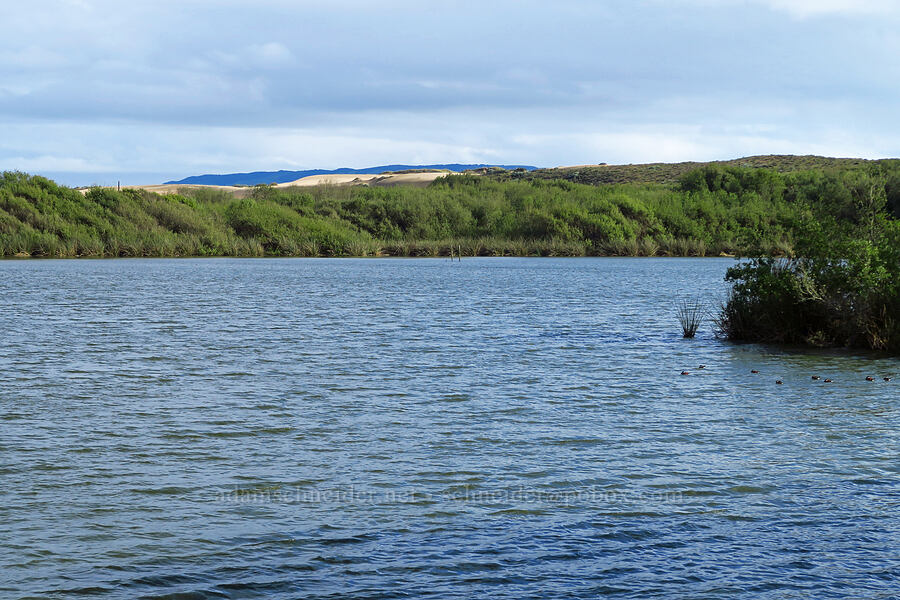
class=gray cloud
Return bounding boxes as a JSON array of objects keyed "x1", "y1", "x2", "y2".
[{"x1": 1, "y1": 0, "x2": 899, "y2": 184}]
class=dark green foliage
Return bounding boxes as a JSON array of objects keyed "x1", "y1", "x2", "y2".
[
  {"x1": 498, "y1": 154, "x2": 900, "y2": 186},
  {"x1": 1, "y1": 162, "x2": 898, "y2": 266},
  {"x1": 718, "y1": 172, "x2": 900, "y2": 352}
]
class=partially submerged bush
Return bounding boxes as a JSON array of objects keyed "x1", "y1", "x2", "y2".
[
  {"x1": 718, "y1": 179, "x2": 900, "y2": 352},
  {"x1": 677, "y1": 298, "x2": 706, "y2": 338}
]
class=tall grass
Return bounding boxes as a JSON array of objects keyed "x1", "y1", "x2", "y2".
[
  {"x1": 2, "y1": 165, "x2": 898, "y2": 259},
  {"x1": 677, "y1": 298, "x2": 706, "y2": 338}
]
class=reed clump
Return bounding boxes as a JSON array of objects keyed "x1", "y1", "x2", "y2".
[{"x1": 677, "y1": 298, "x2": 706, "y2": 338}]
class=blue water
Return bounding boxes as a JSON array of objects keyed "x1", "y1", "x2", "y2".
[{"x1": 1, "y1": 258, "x2": 898, "y2": 599}]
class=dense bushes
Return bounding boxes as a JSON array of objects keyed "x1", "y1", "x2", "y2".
[
  {"x1": 717, "y1": 172, "x2": 900, "y2": 352},
  {"x1": 1, "y1": 164, "x2": 897, "y2": 263},
  {"x1": 501, "y1": 154, "x2": 900, "y2": 186}
]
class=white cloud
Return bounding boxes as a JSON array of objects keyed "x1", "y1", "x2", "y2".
[
  {"x1": 763, "y1": 0, "x2": 896, "y2": 17},
  {"x1": 3, "y1": 155, "x2": 115, "y2": 173},
  {"x1": 207, "y1": 42, "x2": 294, "y2": 71},
  {"x1": 670, "y1": 0, "x2": 898, "y2": 18},
  {"x1": 511, "y1": 131, "x2": 709, "y2": 165},
  {"x1": 1, "y1": 1, "x2": 899, "y2": 183},
  {"x1": 700, "y1": 0, "x2": 899, "y2": 18},
  {"x1": 0, "y1": 116, "x2": 504, "y2": 184},
  {"x1": 3, "y1": 100, "x2": 897, "y2": 187},
  {"x1": 0, "y1": 46, "x2": 72, "y2": 69},
  {"x1": 248, "y1": 42, "x2": 294, "y2": 67}
]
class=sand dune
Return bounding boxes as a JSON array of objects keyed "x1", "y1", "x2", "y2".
[
  {"x1": 275, "y1": 174, "x2": 379, "y2": 187},
  {"x1": 277, "y1": 171, "x2": 449, "y2": 188},
  {"x1": 80, "y1": 169, "x2": 454, "y2": 195},
  {"x1": 77, "y1": 183, "x2": 252, "y2": 196},
  {"x1": 369, "y1": 172, "x2": 449, "y2": 187}
]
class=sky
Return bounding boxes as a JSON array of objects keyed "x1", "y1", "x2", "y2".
[{"x1": 2, "y1": 0, "x2": 900, "y2": 186}]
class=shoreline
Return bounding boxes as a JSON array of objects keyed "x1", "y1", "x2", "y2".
[{"x1": 0, "y1": 254, "x2": 742, "y2": 261}]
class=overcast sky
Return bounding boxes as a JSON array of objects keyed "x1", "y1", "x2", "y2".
[{"x1": 2, "y1": 0, "x2": 900, "y2": 185}]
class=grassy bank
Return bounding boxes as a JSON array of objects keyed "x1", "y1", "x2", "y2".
[{"x1": 2, "y1": 164, "x2": 883, "y2": 259}]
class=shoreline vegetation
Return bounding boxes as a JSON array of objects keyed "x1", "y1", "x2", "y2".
[
  {"x1": 2, "y1": 155, "x2": 898, "y2": 352},
  {"x1": 0, "y1": 168, "x2": 798, "y2": 260},
  {"x1": 5, "y1": 157, "x2": 900, "y2": 260}
]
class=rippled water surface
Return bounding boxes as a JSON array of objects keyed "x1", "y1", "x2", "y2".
[{"x1": 2, "y1": 257, "x2": 899, "y2": 599}]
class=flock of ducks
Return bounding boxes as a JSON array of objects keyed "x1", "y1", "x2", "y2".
[{"x1": 680, "y1": 365, "x2": 893, "y2": 385}]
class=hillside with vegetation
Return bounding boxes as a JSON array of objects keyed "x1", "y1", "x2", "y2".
[
  {"x1": 496, "y1": 155, "x2": 899, "y2": 186},
  {"x1": 1, "y1": 160, "x2": 899, "y2": 260}
]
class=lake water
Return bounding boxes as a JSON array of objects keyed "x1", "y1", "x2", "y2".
[{"x1": 1, "y1": 257, "x2": 898, "y2": 599}]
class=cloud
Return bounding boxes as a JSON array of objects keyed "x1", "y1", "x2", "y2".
[
  {"x1": 3, "y1": 155, "x2": 115, "y2": 173},
  {"x1": 761, "y1": 0, "x2": 897, "y2": 17},
  {"x1": 208, "y1": 42, "x2": 295, "y2": 71},
  {"x1": 249, "y1": 42, "x2": 294, "y2": 67},
  {"x1": 681, "y1": 0, "x2": 900, "y2": 18},
  {"x1": 4, "y1": 97, "x2": 897, "y2": 187},
  {"x1": 1, "y1": 1, "x2": 898, "y2": 182},
  {"x1": 0, "y1": 46, "x2": 72, "y2": 70}
]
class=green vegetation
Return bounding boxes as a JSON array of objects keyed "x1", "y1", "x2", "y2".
[
  {"x1": 3, "y1": 158, "x2": 899, "y2": 352},
  {"x1": 717, "y1": 170, "x2": 900, "y2": 352},
  {"x1": 677, "y1": 298, "x2": 706, "y2": 338},
  {"x1": 496, "y1": 154, "x2": 900, "y2": 186},
  {"x1": 3, "y1": 160, "x2": 900, "y2": 261},
  {"x1": 0, "y1": 165, "x2": 854, "y2": 258}
]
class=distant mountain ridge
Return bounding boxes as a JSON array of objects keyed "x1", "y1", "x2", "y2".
[{"x1": 166, "y1": 164, "x2": 538, "y2": 186}]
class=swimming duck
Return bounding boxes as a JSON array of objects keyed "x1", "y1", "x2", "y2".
[
  {"x1": 681, "y1": 371, "x2": 690, "y2": 375},
  {"x1": 824, "y1": 379, "x2": 833, "y2": 383},
  {"x1": 812, "y1": 375, "x2": 820, "y2": 380},
  {"x1": 866, "y1": 376, "x2": 875, "y2": 382},
  {"x1": 776, "y1": 380, "x2": 783, "y2": 385},
  {"x1": 751, "y1": 370, "x2": 759, "y2": 374},
  {"x1": 885, "y1": 377, "x2": 892, "y2": 382}
]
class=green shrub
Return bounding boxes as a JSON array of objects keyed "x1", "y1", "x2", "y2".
[{"x1": 2, "y1": 164, "x2": 899, "y2": 272}]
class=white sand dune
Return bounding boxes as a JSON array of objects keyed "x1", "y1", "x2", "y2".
[
  {"x1": 79, "y1": 169, "x2": 456, "y2": 195},
  {"x1": 275, "y1": 174, "x2": 379, "y2": 187},
  {"x1": 277, "y1": 171, "x2": 450, "y2": 188},
  {"x1": 368, "y1": 172, "x2": 449, "y2": 187}
]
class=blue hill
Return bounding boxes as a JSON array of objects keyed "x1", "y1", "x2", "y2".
[{"x1": 165, "y1": 164, "x2": 537, "y2": 186}]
